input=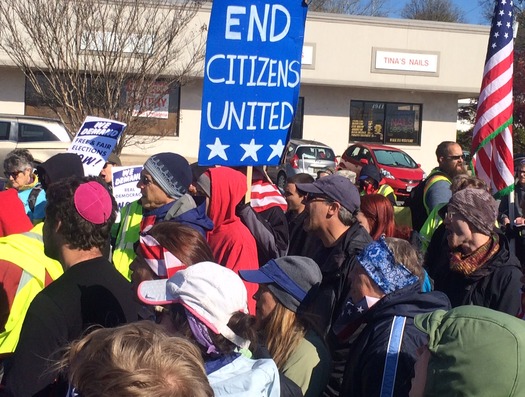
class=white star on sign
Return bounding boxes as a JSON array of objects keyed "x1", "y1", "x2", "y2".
[
  {"x1": 206, "y1": 137, "x2": 230, "y2": 161},
  {"x1": 240, "y1": 139, "x2": 263, "y2": 162},
  {"x1": 267, "y1": 139, "x2": 285, "y2": 161}
]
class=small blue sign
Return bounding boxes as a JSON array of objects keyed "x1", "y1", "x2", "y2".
[{"x1": 198, "y1": 0, "x2": 308, "y2": 166}]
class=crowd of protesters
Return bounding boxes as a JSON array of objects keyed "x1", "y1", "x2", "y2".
[{"x1": 0, "y1": 141, "x2": 525, "y2": 396}]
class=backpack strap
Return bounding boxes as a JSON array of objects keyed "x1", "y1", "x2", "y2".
[
  {"x1": 28, "y1": 186, "x2": 43, "y2": 213},
  {"x1": 380, "y1": 316, "x2": 407, "y2": 397}
]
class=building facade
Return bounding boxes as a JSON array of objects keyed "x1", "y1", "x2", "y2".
[{"x1": 0, "y1": 7, "x2": 489, "y2": 173}]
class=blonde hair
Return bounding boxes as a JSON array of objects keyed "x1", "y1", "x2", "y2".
[
  {"x1": 59, "y1": 321, "x2": 213, "y2": 397},
  {"x1": 263, "y1": 302, "x2": 306, "y2": 370}
]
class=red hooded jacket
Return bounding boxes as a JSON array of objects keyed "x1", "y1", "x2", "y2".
[{"x1": 205, "y1": 167, "x2": 259, "y2": 314}]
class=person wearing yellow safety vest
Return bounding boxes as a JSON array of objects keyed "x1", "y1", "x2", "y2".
[
  {"x1": 112, "y1": 153, "x2": 213, "y2": 280},
  {"x1": 358, "y1": 164, "x2": 397, "y2": 205},
  {"x1": 0, "y1": 223, "x2": 63, "y2": 358},
  {"x1": 424, "y1": 142, "x2": 467, "y2": 215},
  {"x1": 420, "y1": 176, "x2": 492, "y2": 255}
]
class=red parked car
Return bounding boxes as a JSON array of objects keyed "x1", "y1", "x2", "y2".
[{"x1": 338, "y1": 143, "x2": 425, "y2": 201}]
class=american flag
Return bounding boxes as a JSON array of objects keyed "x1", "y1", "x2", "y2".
[
  {"x1": 332, "y1": 296, "x2": 379, "y2": 343},
  {"x1": 139, "y1": 233, "x2": 186, "y2": 278},
  {"x1": 471, "y1": 0, "x2": 515, "y2": 199}
]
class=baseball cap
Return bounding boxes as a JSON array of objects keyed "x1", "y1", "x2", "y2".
[
  {"x1": 358, "y1": 164, "x2": 381, "y2": 183},
  {"x1": 296, "y1": 174, "x2": 360, "y2": 213},
  {"x1": 137, "y1": 261, "x2": 249, "y2": 348},
  {"x1": 239, "y1": 257, "x2": 322, "y2": 313}
]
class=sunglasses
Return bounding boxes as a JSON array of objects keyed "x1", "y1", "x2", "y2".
[
  {"x1": 4, "y1": 170, "x2": 23, "y2": 179},
  {"x1": 445, "y1": 155, "x2": 463, "y2": 161},
  {"x1": 304, "y1": 193, "x2": 332, "y2": 204},
  {"x1": 139, "y1": 175, "x2": 154, "y2": 185}
]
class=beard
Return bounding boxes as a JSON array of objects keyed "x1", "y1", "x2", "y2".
[
  {"x1": 43, "y1": 222, "x2": 60, "y2": 261},
  {"x1": 443, "y1": 162, "x2": 468, "y2": 178}
]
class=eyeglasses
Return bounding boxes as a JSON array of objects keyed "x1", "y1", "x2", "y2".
[
  {"x1": 445, "y1": 155, "x2": 463, "y2": 161},
  {"x1": 4, "y1": 170, "x2": 23, "y2": 179},
  {"x1": 304, "y1": 194, "x2": 332, "y2": 204},
  {"x1": 139, "y1": 175, "x2": 153, "y2": 185}
]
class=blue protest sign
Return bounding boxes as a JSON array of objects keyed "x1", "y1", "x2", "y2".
[
  {"x1": 68, "y1": 116, "x2": 127, "y2": 176},
  {"x1": 198, "y1": 0, "x2": 307, "y2": 166}
]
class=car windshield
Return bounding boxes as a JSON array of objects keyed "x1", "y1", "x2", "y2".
[
  {"x1": 295, "y1": 146, "x2": 335, "y2": 161},
  {"x1": 373, "y1": 149, "x2": 417, "y2": 168}
]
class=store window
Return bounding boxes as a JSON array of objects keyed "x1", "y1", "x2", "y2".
[
  {"x1": 349, "y1": 100, "x2": 422, "y2": 145},
  {"x1": 25, "y1": 73, "x2": 181, "y2": 137}
]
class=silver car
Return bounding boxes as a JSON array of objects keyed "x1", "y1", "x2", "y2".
[
  {"x1": 0, "y1": 115, "x2": 71, "y2": 186},
  {"x1": 266, "y1": 139, "x2": 337, "y2": 189}
]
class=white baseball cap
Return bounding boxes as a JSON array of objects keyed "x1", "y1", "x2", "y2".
[{"x1": 137, "y1": 261, "x2": 249, "y2": 348}]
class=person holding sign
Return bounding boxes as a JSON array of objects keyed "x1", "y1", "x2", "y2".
[
  {"x1": 112, "y1": 152, "x2": 213, "y2": 280},
  {"x1": 99, "y1": 152, "x2": 121, "y2": 191}
]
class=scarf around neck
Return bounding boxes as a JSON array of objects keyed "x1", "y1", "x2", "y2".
[{"x1": 449, "y1": 233, "x2": 500, "y2": 276}]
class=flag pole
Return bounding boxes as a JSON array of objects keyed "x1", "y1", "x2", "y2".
[{"x1": 245, "y1": 166, "x2": 253, "y2": 204}]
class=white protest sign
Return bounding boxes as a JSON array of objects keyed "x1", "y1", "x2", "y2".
[
  {"x1": 111, "y1": 166, "x2": 142, "y2": 211},
  {"x1": 68, "y1": 116, "x2": 127, "y2": 176}
]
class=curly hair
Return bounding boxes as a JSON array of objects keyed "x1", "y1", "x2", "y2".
[
  {"x1": 4, "y1": 148, "x2": 34, "y2": 172},
  {"x1": 58, "y1": 321, "x2": 213, "y2": 397},
  {"x1": 45, "y1": 176, "x2": 117, "y2": 251},
  {"x1": 450, "y1": 174, "x2": 489, "y2": 193}
]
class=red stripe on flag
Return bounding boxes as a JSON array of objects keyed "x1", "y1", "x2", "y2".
[{"x1": 472, "y1": 0, "x2": 514, "y2": 197}]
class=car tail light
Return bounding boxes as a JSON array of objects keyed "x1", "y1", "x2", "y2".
[{"x1": 290, "y1": 154, "x2": 299, "y2": 169}]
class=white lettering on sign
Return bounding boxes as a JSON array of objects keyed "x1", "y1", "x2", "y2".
[
  {"x1": 225, "y1": 4, "x2": 290, "y2": 42},
  {"x1": 206, "y1": 100, "x2": 294, "y2": 131},
  {"x1": 375, "y1": 50, "x2": 439, "y2": 73}
]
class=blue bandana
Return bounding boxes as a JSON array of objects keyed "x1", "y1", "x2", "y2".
[{"x1": 357, "y1": 237, "x2": 419, "y2": 294}]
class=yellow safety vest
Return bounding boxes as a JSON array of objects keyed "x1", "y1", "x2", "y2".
[
  {"x1": 0, "y1": 224, "x2": 63, "y2": 354},
  {"x1": 112, "y1": 201, "x2": 142, "y2": 281},
  {"x1": 378, "y1": 183, "x2": 397, "y2": 202},
  {"x1": 419, "y1": 203, "x2": 446, "y2": 254},
  {"x1": 422, "y1": 171, "x2": 450, "y2": 215}
]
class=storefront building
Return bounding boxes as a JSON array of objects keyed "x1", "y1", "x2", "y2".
[{"x1": 0, "y1": 7, "x2": 489, "y2": 173}]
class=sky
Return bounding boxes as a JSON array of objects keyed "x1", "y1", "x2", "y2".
[{"x1": 388, "y1": 0, "x2": 490, "y2": 25}]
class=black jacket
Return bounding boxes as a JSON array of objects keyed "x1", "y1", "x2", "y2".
[
  {"x1": 237, "y1": 204, "x2": 289, "y2": 265},
  {"x1": 3, "y1": 257, "x2": 138, "y2": 396},
  {"x1": 426, "y1": 229, "x2": 522, "y2": 316},
  {"x1": 340, "y1": 283, "x2": 451, "y2": 397},
  {"x1": 313, "y1": 222, "x2": 372, "y2": 397},
  {"x1": 287, "y1": 210, "x2": 327, "y2": 259},
  {"x1": 312, "y1": 221, "x2": 373, "y2": 335}
]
